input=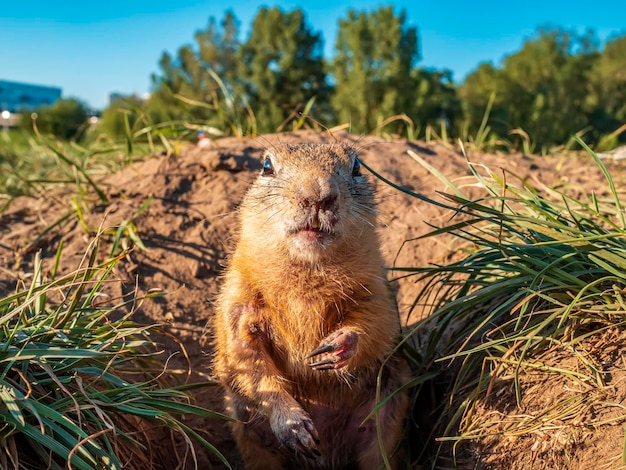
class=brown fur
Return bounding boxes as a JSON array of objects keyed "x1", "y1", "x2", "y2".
[{"x1": 213, "y1": 142, "x2": 410, "y2": 469}]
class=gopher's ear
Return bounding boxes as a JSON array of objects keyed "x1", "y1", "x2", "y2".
[
  {"x1": 339, "y1": 144, "x2": 360, "y2": 175},
  {"x1": 341, "y1": 143, "x2": 359, "y2": 160}
]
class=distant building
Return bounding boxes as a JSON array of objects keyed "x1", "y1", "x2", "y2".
[{"x1": 0, "y1": 79, "x2": 62, "y2": 113}]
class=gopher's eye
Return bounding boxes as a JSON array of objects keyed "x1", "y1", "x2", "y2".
[
  {"x1": 262, "y1": 157, "x2": 275, "y2": 176},
  {"x1": 352, "y1": 158, "x2": 361, "y2": 177}
]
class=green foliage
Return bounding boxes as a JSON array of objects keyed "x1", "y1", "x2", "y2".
[
  {"x1": 98, "y1": 95, "x2": 148, "y2": 139},
  {"x1": 459, "y1": 28, "x2": 617, "y2": 152},
  {"x1": 149, "y1": 11, "x2": 244, "y2": 125},
  {"x1": 458, "y1": 63, "x2": 507, "y2": 142},
  {"x1": 331, "y1": 6, "x2": 418, "y2": 134},
  {"x1": 412, "y1": 68, "x2": 461, "y2": 137},
  {"x1": 146, "y1": 8, "x2": 332, "y2": 135},
  {"x1": 392, "y1": 142, "x2": 626, "y2": 463},
  {"x1": 0, "y1": 242, "x2": 228, "y2": 469},
  {"x1": 99, "y1": 7, "x2": 626, "y2": 150},
  {"x1": 238, "y1": 6, "x2": 330, "y2": 132},
  {"x1": 587, "y1": 34, "x2": 626, "y2": 140},
  {"x1": 20, "y1": 98, "x2": 90, "y2": 141},
  {"x1": 0, "y1": 127, "x2": 147, "y2": 203},
  {"x1": 195, "y1": 10, "x2": 241, "y2": 82}
]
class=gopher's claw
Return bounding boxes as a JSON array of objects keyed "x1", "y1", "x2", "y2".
[
  {"x1": 271, "y1": 407, "x2": 321, "y2": 459},
  {"x1": 307, "y1": 328, "x2": 358, "y2": 370},
  {"x1": 305, "y1": 344, "x2": 335, "y2": 359},
  {"x1": 309, "y1": 358, "x2": 338, "y2": 370}
]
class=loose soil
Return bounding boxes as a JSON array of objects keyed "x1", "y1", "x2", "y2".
[{"x1": 1, "y1": 131, "x2": 624, "y2": 469}]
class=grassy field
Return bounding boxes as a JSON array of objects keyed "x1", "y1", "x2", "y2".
[
  {"x1": 2, "y1": 122, "x2": 626, "y2": 468},
  {"x1": 0, "y1": 129, "x2": 232, "y2": 469},
  {"x1": 388, "y1": 140, "x2": 626, "y2": 466}
]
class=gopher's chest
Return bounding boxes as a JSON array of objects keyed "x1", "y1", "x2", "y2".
[{"x1": 262, "y1": 294, "x2": 346, "y2": 347}]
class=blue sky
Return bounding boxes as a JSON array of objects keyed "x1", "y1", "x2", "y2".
[{"x1": 2, "y1": 0, "x2": 624, "y2": 110}]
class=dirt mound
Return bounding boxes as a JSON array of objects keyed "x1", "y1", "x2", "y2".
[
  {"x1": 461, "y1": 332, "x2": 626, "y2": 469},
  {"x1": 0, "y1": 131, "x2": 619, "y2": 468}
]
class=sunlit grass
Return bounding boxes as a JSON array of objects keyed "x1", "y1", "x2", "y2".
[
  {"x1": 0, "y1": 129, "x2": 149, "y2": 207},
  {"x1": 380, "y1": 137, "x2": 626, "y2": 466},
  {"x1": 0, "y1": 229, "x2": 230, "y2": 469},
  {"x1": 3, "y1": 91, "x2": 625, "y2": 468}
]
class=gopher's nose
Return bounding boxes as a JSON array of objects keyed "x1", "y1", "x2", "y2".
[
  {"x1": 298, "y1": 176, "x2": 339, "y2": 211},
  {"x1": 299, "y1": 192, "x2": 338, "y2": 211}
]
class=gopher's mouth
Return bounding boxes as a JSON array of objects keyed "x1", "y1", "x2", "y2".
[
  {"x1": 291, "y1": 220, "x2": 335, "y2": 243},
  {"x1": 296, "y1": 225, "x2": 331, "y2": 237}
]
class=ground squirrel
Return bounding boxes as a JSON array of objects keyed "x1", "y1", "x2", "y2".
[{"x1": 213, "y1": 141, "x2": 410, "y2": 469}]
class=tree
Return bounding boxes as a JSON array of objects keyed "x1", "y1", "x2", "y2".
[
  {"x1": 195, "y1": 10, "x2": 240, "y2": 82},
  {"x1": 412, "y1": 68, "x2": 461, "y2": 136},
  {"x1": 503, "y1": 27, "x2": 597, "y2": 148},
  {"x1": 20, "y1": 98, "x2": 89, "y2": 140},
  {"x1": 458, "y1": 62, "x2": 505, "y2": 137},
  {"x1": 148, "y1": 11, "x2": 243, "y2": 125},
  {"x1": 237, "y1": 7, "x2": 330, "y2": 132},
  {"x1": 588, "y1": 34, "x2": 626, "y2": 146},
  {"x1": 331, "y1": 6, "x2": 419, "y2": 134},
  {"x1": 98, "y1": 95, "x2": 148, "y2": 139},
  {"x1": 460, "y1": 27, "x2": 599, "y2": 151}
]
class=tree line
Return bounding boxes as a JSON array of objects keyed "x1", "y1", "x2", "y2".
[{"x1": 24, "y1": 6, "x2": 626, "y2": 153}]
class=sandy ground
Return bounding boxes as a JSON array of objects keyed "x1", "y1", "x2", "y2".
[{"x1": 1, "y1": 131, "x2": 623, "y2": 469}]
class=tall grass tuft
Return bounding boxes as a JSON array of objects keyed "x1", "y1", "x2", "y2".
[
  {"x1": 376, "y1": 138, "x2": 626, "y2": 465},
  {"x1": 0, "y1": 231, "x2": 229, "y2": 469},
  {"x1": 0, "y1": 129, "x2": 150, "y2": 207}
]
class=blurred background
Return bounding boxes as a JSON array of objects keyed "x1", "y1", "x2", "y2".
[{"x1": 2, "y1": 0, "x2": 625, "y2": 152}]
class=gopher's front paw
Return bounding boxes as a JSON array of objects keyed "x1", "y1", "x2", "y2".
[
  {"x1": 271, "y1": 407, "x2": 321, "y2": 460},
  {"x1": 306, "y1": 327, "x2": 358, "y2": 370}
]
